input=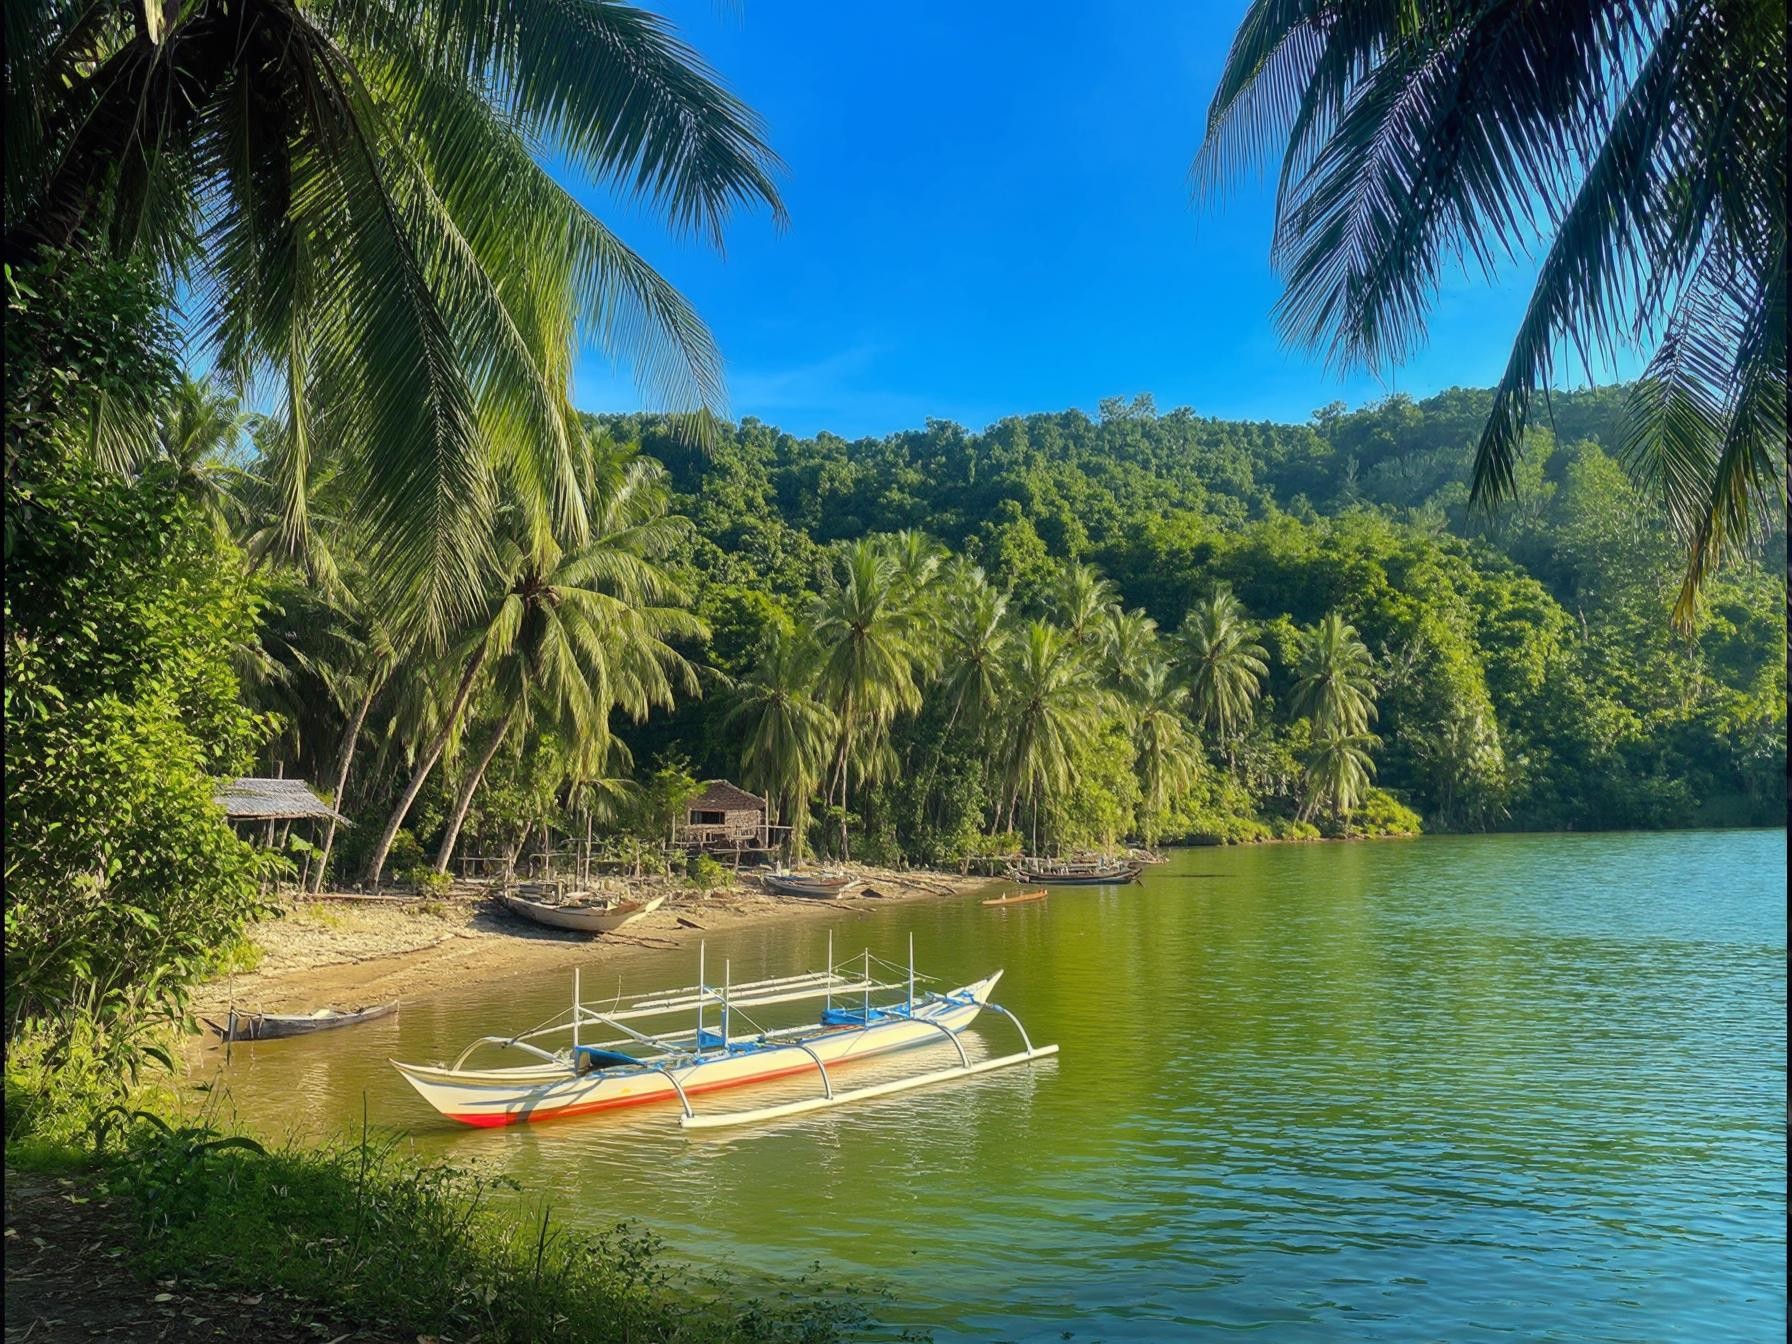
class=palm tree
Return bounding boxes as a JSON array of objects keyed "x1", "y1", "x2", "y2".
[
  {"x1": 1099, "y1": 606, "x2": 1161, "y2": 708},
  {"x1": 1301, "y1": 731, "x2": 1379, "y2": 829},
  {"x1": 1132, "y1": 660, "x2": 1201, "y2": 846},
  {"x1": 1177, "y1": 586, "x2": 1268, "y2": 753},
  {"x1": 935, "y1": 570, "x2": 1013, "y2": 741},
  {"x1": 431, "y1": 450, "x2": 702, "y2": 875},
  {"x1": 998, "y1": 622, "x2": 1106, "y2": 839},
  {"x1": 724, "y1": 626, "x2": 836, "y2": 860},
  {"x1": 7, "y1": 0, "x2": 784, "y2": 636},
  {"x1": 148, "y1": 377, "x2": 250, "y2": 532},
  {"x1": 811, "y1": 539, "x2": 925, "y2": 854},
  {"x1": 1051, "y1": 561, "x2": 1120, "y2": 644},
  {"x1": 1196, "y1": 1, "x2": 1785, "y2": 625},
  {"x1": 367, "y1": 440, "x2": 703, "y2": 882},
  {"x1": 311, "y1": 640, "x2": 395, "y2": 892},
  {"x1": 882, "y1": 529, "x2": 947, "y2": 600},
  {"x1": 917, "y1": 565, "x2": 1013, "y2": 823},
  {"x1": 1290, "y1": 613, "x2": 1377, "y2": 736}
]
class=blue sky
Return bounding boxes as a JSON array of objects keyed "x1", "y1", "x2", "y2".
[{"x1": 568, "y1": 2, "x2": 1599, "y2": 439}]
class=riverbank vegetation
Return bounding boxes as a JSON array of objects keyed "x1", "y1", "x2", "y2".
[{"x1": 4, "y1": 1086, "x2": 885, "y2": 1344}]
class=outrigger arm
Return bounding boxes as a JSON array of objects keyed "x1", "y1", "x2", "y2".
[{"x1": 679, "y1": 997, "x2": 1055, "y2": 1131}]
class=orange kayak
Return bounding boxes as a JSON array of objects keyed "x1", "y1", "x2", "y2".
[{"x1": 983, "y1": 889, "x2": 1047, "y2": 907}]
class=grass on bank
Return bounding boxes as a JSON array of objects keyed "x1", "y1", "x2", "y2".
[{"x1": 6, "y1": 1023, "x2": 917, "y2": 1344}]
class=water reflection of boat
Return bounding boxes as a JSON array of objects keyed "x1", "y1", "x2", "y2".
[
  {"x1": 206, "y1": 1002, "x2": 398, "y2": 1041},
  {"x1": 392, "y1": 940, "x2": 1057, "y2": 1130}
]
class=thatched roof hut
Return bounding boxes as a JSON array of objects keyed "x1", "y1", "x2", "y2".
[
  {"x1": 213, "y1": 777, "x2": 345, "y2": 823},
  {"x1": 676, "y1": 780, "x2": 770, "y2": 851}
]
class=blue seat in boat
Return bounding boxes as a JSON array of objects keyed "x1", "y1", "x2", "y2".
[
  {"x1": 821, "y1": 1006, "x2": 882, "y2": 1026},
  {"x1": 571, "y1": 1045, "x2": 638, "y2": 1073}
]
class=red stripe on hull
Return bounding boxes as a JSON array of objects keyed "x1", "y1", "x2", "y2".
[{"x1": 443, "y1": 1051, "x2": 888, "y2": 1127}]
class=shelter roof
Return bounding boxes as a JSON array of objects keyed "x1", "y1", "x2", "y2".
[
  {"x1": 214, "y1": 777, "x2": 344, "y2": 822},
  {"x1": 690, "y1": 780, "x2": 765, "y2": 813}
]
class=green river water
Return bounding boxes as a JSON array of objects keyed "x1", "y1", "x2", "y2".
[{"x1": 209, "y1": 831, "x2": 1787, "y2": 1341}]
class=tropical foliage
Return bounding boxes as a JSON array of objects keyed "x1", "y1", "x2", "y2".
[
  {"x1": 1196, "y1": 0, "x2": 1787, "y2": 627},
  {"x1": 6, "y1": 0, "x2": 783, "y2": 635}
]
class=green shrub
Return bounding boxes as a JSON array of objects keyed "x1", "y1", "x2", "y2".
[
  {"x1": 403, "y1": 865, "x2": 452, "y2": 896},
  {"x1": 1351, "y1": 789, "x2": 1423, "y2": 837},
  {"x1": 4, "y1": 1015, "x2": 178, "y2": 1151},
  {"x1": 1269, "y1": 817, "x2": 1322, "y2": 840},
  {"x1": 686, "y1": 854, "x2": 731, "y2": 891},
  {"x1": 197, "y1": 935, "x2": 264, "y2": 978},
  {"x1": 1177, "y1": 812, "x2": 1272, "y2": 845},
  {"x1": 385, "y1": 830, "x2": 427, "y2": 875}
]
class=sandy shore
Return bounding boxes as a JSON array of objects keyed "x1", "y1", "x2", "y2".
[{"x1": 191, "y1": 866, "x2": 998, "y2": 1019}]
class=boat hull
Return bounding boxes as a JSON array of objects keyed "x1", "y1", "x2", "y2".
[
  {"x1": 502, "y1": 892, "x2": 665, "y2": 933},
  {"x1": 206, "y1": 1002, "x2": 398, "y2": 1041},
  {"x1": 761, "y1": 874, "x2": 851, "y2": 898},
  {"x1": 1017, "y1": 869, "x2": 1140, "y2": 886},
  {"x1": 393, "y1": 974, "x2": 1001, "y2": 1127}
]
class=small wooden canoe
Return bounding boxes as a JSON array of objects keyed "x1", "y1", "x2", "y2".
[
  {"x1": 205, "y1": 1002, "x2": 398, "y2": 1042},
  {"x1": 502, "y1": 891, "x2": 666, "y2": 935},
  {"x1": 983, "y1": 889, "x2": 1047, "y2": 907},
  {"x1": 762, "y1": 872, "x2": 853, "y2": 899}
]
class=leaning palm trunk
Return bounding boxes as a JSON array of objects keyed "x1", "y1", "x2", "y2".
[
  {"x1": 432, "y1": 705, "x2": 516, "y2": 874},
  {"x1": 364, "y1": 646, "x2": 486, "y2": 884},
  {"x1": 312, "y1": 677, "x2": 381, "y2": 893}
]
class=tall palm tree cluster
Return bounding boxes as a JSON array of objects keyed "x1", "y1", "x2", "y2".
[
  {"x1": 6, "y1": 0, "x2": 787, "y2": 886},
  {"x1": 130, "y1": 377, "x2": 703, "y2": 886},
  {"x1": 728, "y1": 543, "x2": 1389, "y2": 860}
]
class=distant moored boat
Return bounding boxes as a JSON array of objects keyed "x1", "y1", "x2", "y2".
[
  {"x1": 205, "y1": 1002, "x2": 398, "y2": 1041},
  {"x1": 1010, "y1": 858, "x2": 1142, "y2": 886}
]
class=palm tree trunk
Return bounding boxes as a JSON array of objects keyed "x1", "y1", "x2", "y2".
[
  {"x1": 828, "y1": 715, "x2": 854, "y2": 858},
  {"x1": 312, "y1": 678, "x2": 380, "y2": 894},
  {"x1": 364, "y1": 646, "x2": 486, "y2": 885},
  {"x1": 433, "y1": 705, "x2": 515, "y2": 873}
]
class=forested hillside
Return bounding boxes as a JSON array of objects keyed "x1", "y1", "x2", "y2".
[{"x1": 591, "y1": 386, "x2": 1784, "y2": 854}]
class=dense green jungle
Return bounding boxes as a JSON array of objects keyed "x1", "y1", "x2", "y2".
[{"x1": 596, "y1": 387, "x2": 1787, "y2": 850}]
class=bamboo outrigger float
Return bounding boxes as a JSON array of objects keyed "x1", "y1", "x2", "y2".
[{"x1": 391, "y1": 936, "x2": 1057, "y2": 1131}]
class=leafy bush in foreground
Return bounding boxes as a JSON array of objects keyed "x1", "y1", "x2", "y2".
[
  {"x1": 90, "y1": 1117, "x2": 896, "y2": 1344},
  {"x1": 5, "y1": 255, "x2": 275, "y2": 1064}
]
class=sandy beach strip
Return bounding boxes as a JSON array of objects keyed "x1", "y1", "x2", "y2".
[{"x1": 190, "y1": 866, "x2": 1000, "y2": 1021}]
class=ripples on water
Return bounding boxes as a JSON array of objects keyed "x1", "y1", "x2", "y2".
[{"x1": 210, "y1": 831, "x2": 1788, "y2": 1341}]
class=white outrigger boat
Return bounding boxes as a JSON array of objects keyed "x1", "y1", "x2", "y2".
[{"x1": 391, "y1": 938, "x2": 1057, "y2": 1131}]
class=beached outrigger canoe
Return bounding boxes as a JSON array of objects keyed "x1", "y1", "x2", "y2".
[
  {"x1": 391, "y1": 939, "x2": 1056, "y2": 1131},
  {"x1": 760, "y1": 870, "x2": 854, "y2": 898},
  {"x1": 501, "y1": 889, "x2": 665, "y2": 934}
]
